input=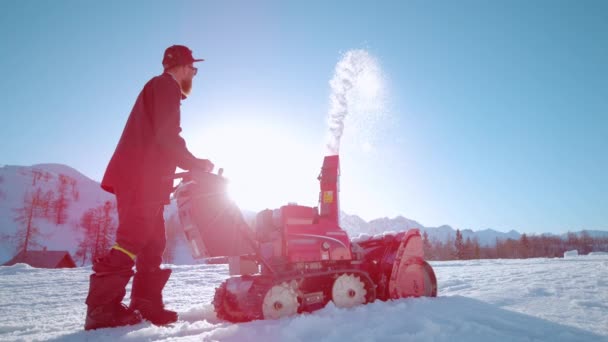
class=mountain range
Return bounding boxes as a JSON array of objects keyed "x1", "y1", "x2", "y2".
[{"x1": 1, "y1": 163, "x2": 606, "y2": 265}]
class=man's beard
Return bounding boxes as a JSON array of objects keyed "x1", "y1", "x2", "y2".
[{"x1": 180, "y1": 78, "x2": 192, "y2": 97}]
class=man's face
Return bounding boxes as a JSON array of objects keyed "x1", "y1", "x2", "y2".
[{"x1": 179, "y1": 64, "x2": 197, "y2": 96}]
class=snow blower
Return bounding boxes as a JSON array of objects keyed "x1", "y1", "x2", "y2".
[{"x1": 174, "y1": 155, "x2": 437, "y2": 322}]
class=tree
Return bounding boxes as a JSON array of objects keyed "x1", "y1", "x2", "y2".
[
  {"x1": 455, "y1": 229, "x2": 464, "y2": 260},
  {"x1": 519, "y1": 233, "x2": 530, "y2": 258},
  {"x1": 579, "y1": 231, "x2": 593, "y2": 255},
  {"x1": 76, "y1": 201, "x2": 117, "y2": 265},
  {"x1": 472, "y1": 238, "x2": 481, "y2": 259},
  {"x1": 463, "y1": 237, "x2": 477, "y2": 260},
  {"x1": 0, "y1": 175, "x2": 5, "y2": 200},
  {"x1": 30, "y1": 169, "x2": 43, "y2": 186},
  {"x1": 422, "y1": 230, "x2": 433, "y2": 259},
  {"x1": 40, "y1": 189, "x2": 55, "y2": 219},
  {"x1": 52, "y1": 174, "x2": 72, "y2": 225},
  {"x1": 427, "y1": 237, "x2": 443, "y2": 261},
  {"x1": 11, "y1": 188, "x2": 47, "y2": 254},
  {"x1": 435, "y1": 235, "x2": 455, "y2": 261},
  {"x1": 43, "y1": 171, "x2": 52, "y2": 183},
  {"x1": 69, "y1": 177, "x2": 80, "y2": 201},
  {"x1": 96, "y1": 201, "x2": 115, "y2": 258},
  {"x1": 75, "y1": 209, "x2": 96, "y2": 265}
]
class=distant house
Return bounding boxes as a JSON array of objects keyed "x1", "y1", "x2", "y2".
[{"x1": 2, "y1": 249, "x2": 76, "y2": 268}]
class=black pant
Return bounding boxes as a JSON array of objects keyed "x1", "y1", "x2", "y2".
[
  {"x1": 86, "y1": 189, "x2": 167, "y2": 308},
  {"x1": 115, "y1": 188, "x2": 166, "y2": 273}
]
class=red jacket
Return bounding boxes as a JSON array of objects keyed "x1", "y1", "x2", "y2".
[{"x1": 101, "y1": 73, "x2": 198, "y2": 203}]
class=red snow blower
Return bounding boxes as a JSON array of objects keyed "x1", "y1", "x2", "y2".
[{"x1": 174, "y1": 155, "x2": 437, "y2": 322}]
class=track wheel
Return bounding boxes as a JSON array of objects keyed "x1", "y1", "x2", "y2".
[
  {"x1": 262, "y1": 282, "x2": 299, "y2": 319},
  {"x1": 331, "y1": 274, "x2": 367, "y2": 308}
]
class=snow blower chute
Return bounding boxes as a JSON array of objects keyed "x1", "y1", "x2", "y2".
[{"x1": 174, "y1": 155, "x2": 437, "y2": 322}]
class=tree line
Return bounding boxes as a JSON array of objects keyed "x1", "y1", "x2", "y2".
[{"x1": 422, "y1": 229, "x2": 608, "y2": 261}]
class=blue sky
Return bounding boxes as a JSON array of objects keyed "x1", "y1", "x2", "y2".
[{"x1": 1, "y1": 1, "x2": 606, "y2": 234}]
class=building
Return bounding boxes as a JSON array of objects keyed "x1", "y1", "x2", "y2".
[{"x1": 2, "y1": 249, "x2": 76, "y2": 268}]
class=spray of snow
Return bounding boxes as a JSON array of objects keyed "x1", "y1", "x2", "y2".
[{"x1": 325, "y1": 50, "x2": 387, "y2": 155}]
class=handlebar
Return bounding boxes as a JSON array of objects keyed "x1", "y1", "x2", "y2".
[{"x1": 169, "y1": 167, "x2": 224, "y2": 181}]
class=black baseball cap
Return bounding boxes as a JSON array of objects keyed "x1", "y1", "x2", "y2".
[{"x1": 162, "y1": 45, "x2": 204, "y2": 71}]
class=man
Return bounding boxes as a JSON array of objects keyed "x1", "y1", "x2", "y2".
[{"x1": 85, "y1": 45, "x2": 213, "y2": 330}]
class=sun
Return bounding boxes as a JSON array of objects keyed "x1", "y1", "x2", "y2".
[{"x1": 187, "y1": 121, "x2": 323, "y2": 213}]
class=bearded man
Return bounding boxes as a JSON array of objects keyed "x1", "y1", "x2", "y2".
[{"x1": 84, "y1": 45, "x2": 213, "y2": 330}]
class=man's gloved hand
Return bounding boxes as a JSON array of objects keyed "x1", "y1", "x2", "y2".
[{"x1": 194, "y1": 158, "x2": 214, "y2": 173}]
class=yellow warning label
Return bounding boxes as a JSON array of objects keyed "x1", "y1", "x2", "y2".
[{"x1": 323, "y1": 191, "x2": 334, "y2": 203}]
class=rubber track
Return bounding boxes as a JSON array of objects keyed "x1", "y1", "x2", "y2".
[{"x1": 214, "y1": 266, "x2": 377, "y2": 322}]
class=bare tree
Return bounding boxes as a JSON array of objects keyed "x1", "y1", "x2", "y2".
[
  {"x1": 69, "y1": 178, "x2": 79, "y2": 201},
  {"x1": 52, "y1": 174, "x2": 72, "y2": 225},
  {"x1": 30, "y1": 169, "x2": 43, "y2": 186},
  {"x1": 76, "y1": 201, "x2": 117, "y2": 265},
  {"x1": 43, "y1": 171, "x2": 52, "y2": 183},
  {"x1": 12, "y1": 188, "x2": 47, "y2": 255},
  {"x1": 97, "y1": 201, "x2": 116, "y2": 258},
  {"x1": 41, "y1": 189, "x2": 55, "y2": 219},
  {"x1": 75, "y1": 209, "x2": 96, "y2": 266}
]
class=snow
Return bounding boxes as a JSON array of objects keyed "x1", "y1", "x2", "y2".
[
  {"x1": 564, "y1": 250, "x2": 579, "y2": 258},
  {"x1": 1, "y1": 255, "x2": 607, "y2": 341}
]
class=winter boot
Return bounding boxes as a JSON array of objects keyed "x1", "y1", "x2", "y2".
[
  {"x1": 130, "y1": 268, "x2": 178, "y2": 325},
  {"x1": 85, "y1": 303, "x2": 142, "y2": 331},
  {"x1": 85, "y1": 249, "x2": 142, "y2": 330}
]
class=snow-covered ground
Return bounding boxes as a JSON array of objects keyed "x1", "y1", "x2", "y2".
[{"x1": 1, "y1": 255, "x2": 607, "y2": 342}]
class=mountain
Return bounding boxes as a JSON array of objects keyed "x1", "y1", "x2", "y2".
[
  {"x1": 580, "y1": 230, "x2": 608, "y2": 238},
  {"x1": 469, "y1": 228, "x2": 521, "y2": 246},
  {"x1": 338, "y1": 216, "x2": 522, "y2": 247},
  {"x1": 0, "y1": 164, "x2": 115, "y2": 263}
]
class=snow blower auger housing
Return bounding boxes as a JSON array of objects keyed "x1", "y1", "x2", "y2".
[{"x1": 174, "y1": 155, "x2": 437, "y2": 322}]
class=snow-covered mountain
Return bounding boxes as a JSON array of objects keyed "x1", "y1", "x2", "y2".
[
  {"x1": 1, "y1": 163, "x2": 605, "y2": 265},
  {"x1": 0, "y1": 164, "x2": 115, "y2": 263},
  {"x1": 339, "y1": 214, "x2": 524, "y2": 247}
]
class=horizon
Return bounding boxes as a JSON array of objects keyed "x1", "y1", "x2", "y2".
[{"x1": 1, "y1": 1, "x2": 606, "y2": 234}]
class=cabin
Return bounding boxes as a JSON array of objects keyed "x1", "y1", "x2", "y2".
[{"x1": 2, "y1": 249, "x2": 76, "y2": 268}]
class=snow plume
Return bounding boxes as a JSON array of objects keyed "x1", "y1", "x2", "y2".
[{"x1": 326, "y1": 49, "x2": 386, "y2": 155}]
